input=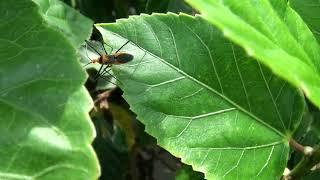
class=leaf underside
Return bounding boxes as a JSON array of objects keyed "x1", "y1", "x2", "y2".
[
  {"x1": 96, "y1": 13, "x2": 304, "y2": 179},
  {"x1": 0, "y1": 1, "x2": 99, "y2": 179}
]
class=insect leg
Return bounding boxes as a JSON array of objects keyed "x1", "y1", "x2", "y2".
[
  {"x1": 100, "y1": 68, "x2": 123, "y2": 85},
  {"x1": 115, "y1": 40, "x2": 130, "y2": 53},
  {"x1": 101, "y1": 41, "x2": 113, "y2": 55},
  {"x1": 85, "y1": 40, "x2": 102, "y2": 56},
  {"x1": 94, "y1": 63, "x2": 109, "y2": 80},
  {"x1": 99, "y1": 73, "x2": 118, "y2": 86}
]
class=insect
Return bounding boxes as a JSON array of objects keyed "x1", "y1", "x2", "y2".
[{"x1": 84, "y1": 39, "x2": 134, "y2": 83}]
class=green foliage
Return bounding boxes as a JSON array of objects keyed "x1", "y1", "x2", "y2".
[
  {"x1": 33, "y1": 0, "x2": 93, "y2": 47},
  {"x1": 0, "y1": 0, "x2": 98, "y2": 179},
  {"x1": 290, "y1": 0, "x2": 320, "y2": 42},
  {"x1": 96, "y1": 13, "x2": 305, "y2": 179},
  {"x1": 185, "y1": 0, "x2": 320, "y2": 112},
  {"x1": 4, "y1": 0, "x2": 320, "y2": 179}
]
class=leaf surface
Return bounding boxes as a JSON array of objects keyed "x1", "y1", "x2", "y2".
[
  {"x1": 33, "y1": 0, "x2": 93, "y2": 47},
  {"x1": 0, "y1": 0, "x2": 99, "y2": 179},
  {"x1": 290, "y1": 0, "x2": 320, "y2": 42},
  {"x1": 96, "y1": 13, "x2": 304, "y2": 179},
  {"x1": 186, "y1": 0, "x2": 320, "y2": 110}
]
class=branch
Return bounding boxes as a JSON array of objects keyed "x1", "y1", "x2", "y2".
[{"x1": 287, "y1": 140, "x2": 320, "y2": 179}]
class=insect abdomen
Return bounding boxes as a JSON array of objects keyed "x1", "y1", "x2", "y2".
[{"x1": 114, "y1": 53, "x2": 134, "y2": 64}]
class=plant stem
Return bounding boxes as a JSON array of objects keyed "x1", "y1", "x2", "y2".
[
  {"x1": 289, "y1": 139, "x2": 305, "y2": 154},
  {"x1": 288, "y1": 142, "x2": 320, "y2": 179}
]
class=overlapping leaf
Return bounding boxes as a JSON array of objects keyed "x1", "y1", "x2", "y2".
[
  {"x1": 186, "y1": 0, "x2": 320, "y2": 110},
  {"x1": 290, "y1": 0, "x2": 320, "y2": 42},
  {"x1": 96, "y1": 13, "x2": 304, "y2": 179},
  {"x1": 0, "y1": 1, "x2": 99, "y2": 179},
  {"x1": 33, "y1": 0, "x2": 93, "y2": 47}
]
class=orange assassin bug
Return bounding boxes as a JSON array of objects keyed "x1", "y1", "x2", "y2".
[{"x1": 84, "y1": 39, "x2": 134, "y2": 82}]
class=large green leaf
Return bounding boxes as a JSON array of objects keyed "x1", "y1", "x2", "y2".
[
  {"x1": 95, "y1": 13, "x2": 305, "y2": 179},
  {"x1": 0, "y1": 0, "x2": 99, "y2": 179},
  {"x1": 290, "y1": 0, "x2": 320, "y2": 43},
  {"x1": 33, "y1": 0, "x2": 93, "y2": 47},
  {"x1": 186, "y1": 0, "x2": 320, "y2": 110}
]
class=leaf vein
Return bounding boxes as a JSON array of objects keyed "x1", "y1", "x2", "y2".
[
  {"x1": 256, "y1": 145, "x2": 275, "y2": 176},
  {"x1": 258, "y1": 63, "x2": 286, "y2": 130},
  {"x1": 190, "y1": 140, "x2": 283, "y2": 150},
  {"x1": 223, "y1": 149, "x2": 245, "y2": 177},
  {"x1": 141, "y1": 18, "x2": 163, "y2": 58},
  {"x1": 231, "y1": 43, "x2": 251, "y2": 111},
  {"x1": 181, "y1": 19, "x2": 224, "y2": 93}
]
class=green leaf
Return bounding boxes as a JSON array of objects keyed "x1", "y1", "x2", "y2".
[
  {"x1": 0, "y1": 0, "x2": 99, "y2": 179},
  {"x1": 95, "y1": 13, "x2": 305, "y2": 179},
  {"x1": 32, "y1": 0, "x2": 93, "y2": 47},
  {"x1": 186, "y1": 0, "x2": 320, "y2": 110},
  {"x1": 290, "y1": 0, "x2": 320, "y2": 43}
]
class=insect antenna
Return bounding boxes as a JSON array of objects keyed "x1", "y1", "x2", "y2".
[{"x1": 83, "y1": 40, "x2": 103, "y2": 69}]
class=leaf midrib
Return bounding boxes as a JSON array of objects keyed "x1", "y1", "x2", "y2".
[
  {"x1": 109, "y1": 29, "x2": 285, "y2": 138},
  {"x1": 132, "y1": 14, "x2": 286, "y2": 137},
  {"x1": 189, "y1": 140, "x2": 284, "y2": 150},
  {"x1": 153, "y1": 52, "x2": 284, "y2": 137}
]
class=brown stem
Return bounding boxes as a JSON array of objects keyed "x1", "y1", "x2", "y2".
[
  {"x1": 289, "y1": 139, "x2": 305, "y2": 154},
  {"x1": 94, "y1": 90, "x2": 111, "y2": 104},
  {"x1": 288, "y1": 143, "x2": 320, "y2": 179}
]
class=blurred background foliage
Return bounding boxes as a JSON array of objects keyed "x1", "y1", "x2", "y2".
[{"x1": 60, "y1": 0, "x2": 203, "y2": 179}]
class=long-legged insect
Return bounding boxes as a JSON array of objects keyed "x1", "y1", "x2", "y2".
[{"x1": 84, "y1": 39, "x2": 134, "y2": 83}]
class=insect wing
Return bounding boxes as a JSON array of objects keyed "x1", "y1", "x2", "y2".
[
  {"x1": 114, "y1": 53, "x2": 134, "y2": 64},
  {"x1": 85, "y1": 40, "x2": 107, "y2": 56}
]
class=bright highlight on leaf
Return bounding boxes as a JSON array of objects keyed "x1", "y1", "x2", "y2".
[{"x1": 96, "y1": 13, "x2": 305, "y2": 179}]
